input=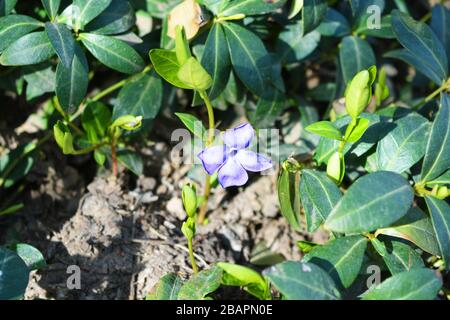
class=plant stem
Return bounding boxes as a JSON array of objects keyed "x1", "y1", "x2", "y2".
[
  {"x1": 111, "y1": 138, "x2": 118, "y2": 177},
  {"x1": 72, "y1": 142, "x2": 107, "y2": 156},
  {"x1": 188, "y1": 237, "x2": 198, "y2": 274},
  {"x1": 413, "y1": 78, "x2": 450, "y2": 110},
  {"x1": 197, "y1": 90, "x2": 216, "y2": 224}
]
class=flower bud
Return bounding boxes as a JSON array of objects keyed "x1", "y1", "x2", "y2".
[
  {"x1": 53, "y1": 121, "x2": 74, "y2": 155},
  {"x1": 175, "y1": 25, "x2": 191, "y2": 65},
  {"x1": 437, "y1": 186, "x2": 449, "y2": 200},
  {"x1": 181, "y1": 217, "x2": 196, "y2": 240},
  {"x1": 182, "y1": 183, "x2": 197, "y2": 218},
  {"x1": 345, "y1": 67, "x2": 376, "y2": 119},
  {"x1": 111, "y1": 115, "x2": 143, "y2": 131},
  {"x1": 327, "y1": 151, "x2": 345, "y2": 184}
]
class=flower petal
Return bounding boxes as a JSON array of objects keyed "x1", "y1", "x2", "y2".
[
  {"x1": 222, "y1": 123, "x2": 254, "y2": 150},
  {"x1": 197, "y1": 145, "x2": 228, "y2": 175},
  {"x1": 218, "y1": 156, "x2": 249, "y2": 188},
  {"x1": 236, "y1": 150, "x2": 273, "y2": 172}
]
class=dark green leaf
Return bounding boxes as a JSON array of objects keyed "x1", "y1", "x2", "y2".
[
  {"x1": 219, "y1": 0, "x2": 286, "y2": 17},
  {"x1": 86, "y1": 0, "x2": 135, "y2": 35},
  {"x1": 22, "y1": 62, "x2": 55, "y2": 100},
  {"x1": 317, "y1": 8, "x2": 351, "y2": 37},
  {"x1": 302, "y1": 0, "x2": 328, "y2": 35},
  {"x1": 0, "y1": 15, "x2": 44, "y2": 52},
  {"x1": 45, "y1": 22, "x2": 75, "y2": 68},
  {"x1": 300, "y1": 169, "x2": 343, "y2": 232},
  {"x1": 264, "y1": 261, "x2": 341, "y2": 300},
  {"x1": 82, "y1": 101, "x2": 111, "y2": 143},
  {"x1": 0, "y1": 247, "x2": 29, "y2": 300},
  {"x1": 0, "y1": 31, "x2": 55, "y2": 66},
  {"x1": 117, "y1": 150, "x2": 143, "y2": 176},
  {"x1": 425, "y1": 196, "x2": 450, "y2": 270},
  {"x1": 303, "y1": 235, "x2": 368, "y2": 288},
  {"x1": 42, "y1": 0, "x2": 61, "y2": 20},
  {"x1": 0, "y1": 0, "x2": 17, "y2": 16},
  {"x1": 80, "y1": 33, "x2": 144, "y2": 74},
  {"x1": 250, "y1": 89, "x2": 285, "y2": 128},
  {"x1": 73, "y1": 0, "x2": 112, "y2": 30},
  {"x1": 0, "y1": 142, "x2": 37, "y2": 189},
  {"x1": 177, "y1": 266, "x2": 222, "y2": 300},
  {"x1": 339, "y1": 36, "x2": 376, "y2": 84},
  {"x1": 362, "y1": 268, "x2": 442, "y2": 300},
  {"x1": 146, "y1": 273, "x2": 183, "y2": 300},
  {"x1": 325, "y1": 172, "x2": 414, "y2": 233},
  {"x1": 431, "y1": 4, "x2": 450, "y2": 67},
  {"x1": 277, "y1": 165, "x2": 302, "y2": 231},
  {"x1": 426, "y1": 170, "x2": 450, "y2": 186}
]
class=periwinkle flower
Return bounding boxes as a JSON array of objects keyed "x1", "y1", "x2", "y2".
[{"x1": 197, "y1": 123, "x2": 273, "y2": 188}]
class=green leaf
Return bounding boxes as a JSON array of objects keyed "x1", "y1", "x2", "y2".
[
  {"x1": 346, "y1": 118, "x2": 370, "y2": 142},
  {"x1": 297, "y1": 240, "x2": 318, "y2": 254},
  {"x1": 426, "y1": 170, "x2": 450, "y2": 186},
  {"x1": 0, "y1": 31, "x2": 55, "y2": 66},
  {"x1": 306, "y1": 121, "x2": 342, "y2": 140},
  {"x1": 277, "y1": 164, "x2": 302, "y2": 231},
  {"x1": 73, "y1": 0, "x2": 112, "y2": 31},
  {"x1": 250, "y1": 89, "x2": 285, "y2": 128},
  {"x1": 325, "y1": 172, "x2": 414, "y2": 234},
  {"x1": 425, "y1": 196, "x2": 450, "y2": 270},
  {"x1": 376, "y1": 113, "x2": 430, "y2": 174},
  {"x1": 357, "y1": 15, "x2": 395, "y2": 39},
  {"x1": 222, "y1": 22, "x2": 274, "y2": 97},
  {"x1": 391, "y1": 10, "x2": 448, "y2": 84},
  {"x1": 146, "y1": 273, "x2": 183, "y2": 300},
  {"x1": 113, "y1": 70, "x2": 163, "y2": 121},
  {"x1": 0, "y1": 142, "x2": 37, "y2": 189},
  {"x1": 288, "y1": 0, "x2": 303, "y2": 19},
  {"x1": 302, "y1": 0, "x2": 328, "y2": 35},
  {"x1": 0, "y1": 15, "x2": 44, "y2": 52},
  {"x1": 81, "y1": 101, "x2": 111, "y2": 143},
  {"x1": 376, "y1": 207, "x2": 440, "y2": 256},
  {"x1": 431, "y1": 5, "x2": 450, "y2": 67},
  {"x1": 55, "y1": 42, "x2": 89, "y2": 114},
  {"x1": 177, "y1": 266, "x2": 222, "y2": 300},
  {"x1": 22, "y1": 62, "x2": 55, "y2": 100},
  {"x1": 11, "y1": 243, "x2": 46, "y2": 271},
  {"x1": 150, "y1": 49, "x2": 190, "y2": 89},
  {"x1": 117, "y1": 150, "x2": 143, "y2": 176},
  {"x1": 177, "y1": 57, "x2": 213, "y2": 91},
  {"x1": 53, "y1": 121, "x2": 74, "y2": 155},
  {"x1": 300, "y1": 169, "x2": 343, "y2": 232},
  {"x1": 339, "y1": 36, "x2": 376, "y2": 84},
  {"x1": 174, "y1": 113, "x2": 206, "y2": 139},
  {"x1": 303, "y1": 235, "x2": 368, "y2": 289},
  {"x1": 317, "y1": 8, "x2": 351, "y2": 37},
  {"x1": 264, "y1": 261, "x2": 341, "y2": 300},
  {"x1": 362, "y1": 268, "x2": 442, "y2": 300},
  {"x1": 420, "y1": 94, "x2": 450, "y2": 183},
  {"x1": 0, "y1": 0, "x2": 17, "y2": 16},
  {"x1": 80, "y1": 33, "x2": 144, "y2": 74},
  {"x1": 201, "y1": 23, "x2": 231, "y2": 100},
  {"x1": 371, "y1": 238, "x2": 424, "y2": 275},
  {"x1": 0, "y1": 247, "x2": 29, "y2": 300},
  {"x1": 42, "y1": 0, "x2": 61, "y2": 20},
  {"x1": 219, "y1": 0, "x2": 286, "y2": 17},
  {"x1": 45, "y1": 22, "x2": 75, "y2": 68},
  {"x1": 217, "y1": 262, "x2": 270, "y2": 300},
  {"x1": 85, "y1": 0, "x2": 135, "y2": 35}
]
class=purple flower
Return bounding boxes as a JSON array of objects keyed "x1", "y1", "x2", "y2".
[{"x1": 197, "y1": 123, "x2": 273, "y2": 188}]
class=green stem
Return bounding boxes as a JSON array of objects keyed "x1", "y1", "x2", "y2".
[
  {"x1": 413, "y1": 78, "x2": 450, "y2": 110},
  {"x1": 71, "y1": 142, "x2": 107, "y2": 156},
  {"x1": 197, "y1": 90, "x2": 216, "y2": 224},
  {"x1": 188, "y1": 237, "x2": 198, "y2": 274}
]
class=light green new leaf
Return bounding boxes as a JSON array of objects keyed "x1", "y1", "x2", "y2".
[
  {"x1": 146, "y1": 273, "x2": 183, "y2": 300},
  {"x1": 177, "y1": 57, "x2": 212, "y2": 91},
  {"x1": 264, "y1": 261, "x2": 341, "y2": 300},
  {"x1": 377, "y1": 113, "x2": 430, "y2": 174},
  {"x1": 303, "y1": 235, "x2": 368, "y2": 289},
  {"x1": 56, "y1": 42, "x2": 89, "y2": 114},
  {"x1": 73, "y1": 0, "x2": 112, "y2": 30},
  {"x1": 41, "y1": 0, "x2": 61, "y2": 20},
  {"x1": 80, "y1": 33, "x2": 144, "y2": 74},
  {"x1": 150, "y1": 49, "x2": 190, "y2": 89},
  {"x1": 177, "y1": 266, "x2": 222, "y2": 300},
  {"x1": 426, "y1": 170, "x2": 450, "y2": 186},
  {"x1": 325, "y1": 172, "x2": 414, "y2": 234},
  {"x1": 300, "y1": 169, "x2": 343, "y2": 232},
  {"x1": 306, "y1": 121, "x2": 342, "y2": 141},
  {"x1": 0, "y1": 15, "x2": 44, "y2": 52},
  {"x1": 0, "y1": 31, "x2": 55, "y2": 66},
  {"x1": 219, "y1": 0, "x2": 286, "y2": 17},
  {"x1": 11, "y1": 243, "x2": 46, "y2": 271},
  {"x1": 175, "y1": 113, "x2": 206, "y2": 139},
  {"x1": 81, "y1": 101, "x2": 111, "y2": 143},
  {"x1": 346, "y1": 118, "x2": 370, "y2": 142},
  {"x1": 0, "y1": 248, "x2": 30, "y2": 300},
  {"x1": 45, "y1": 22, "x2": 75, "y2": 68},
  {"x1": 425, "y1": 196, "x2": 450, "y2": 270},
  {"x1": 302, "y1": 0, "x2": 328, "y2": 35},
  {"x1": 362, "y1": 268, "x2": 442, "y2": 300},
  {"x1": 339, "y1": 36, "x2": 376, "y2": 84},
  {"x1": 420, "y1": 94, "x2": 450, "y2": 183}
]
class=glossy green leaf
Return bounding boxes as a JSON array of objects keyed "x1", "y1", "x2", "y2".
[
  {"x1": 117, "y1": 150, "x2": 143, "y2": 176},
  {"x1": 0, "y1": 142, "x2": 37, "y2": 189},
  {"x1": 150, "y1": 49, "x2": 190, "y2": 89},
  {"x1": 426, "y1": 170, "x2": 450, "y2": 186},
  {"x1": 357, "y1": 15, "x2": 395, "y2": 39},
  {"x1": 146, "y1": 273, "x2": 183, "y2": 300},
  {"x1": 302, "y1": 0, "x2": 327, "y2": 35},
  {"x1": 177, "y1": 57, "x2": 213, "y2": 91},
  {"x1": 80, "y1": 33, "x2": 144, "y2": 74},
  {"x1": 376, "y1": 113, "x2": 430, "y2": 174},
  {"x1": 317, "y1": 8, "x2": 351, "y2": 37},
  {"x1": 0, "y1": 31, "x2": 55, "y2": 66},
  {"x1": 177, "y1": 266, "x2": 222, "y2": 300},
  {"x1": 362, "y1": 268, "x2": 442, "y2": 300},
  {"x1": 376, "y1": 207, "x2": 440, "y2": 256},
  {"x1": 277, "y1": 164, "x2": 302, "y2": 231},
  {"x1": 174, "y1": 113, "x2": 206, "y2": 139},
  {"x1": 306, "y1": 121, "x2": 342, "y2": 140},
  {"x1": 45, "y1": 22, "x2": 75, "y2": 68},
  {"x1": 339, "y1": 36, "x2": 376, "y2": 84},
  {"x1": 22, "y1": 62, "x2": 55, "y2": 100},
  {"x1": 56, "y1": 42, "x2": 89, "y2": 114},
  {"x1": 250, "y1": 89, "x2": 285, "y2": 128},
  {"x1": 264, "y1": 261, "x2": 341, "y2": 300},
  {"x1": 11, "y1": 243, "x2": 46, "y2": 271},
  {"x1": 0, "y1": 0, "x2": 17, "y2": 16},
  {"x1": 346, "y1": 118, "x2": 370, "y2": 142},
  {"x1": 219, "y1": 0, "x2": 286, "y2": 17},
  {"x1": 288, "y1": 0, "x2": 303, "y2": 19},
  {"x1": 297, "y1": 240, "x2": 318, "y2": 254},
  {"x1": 42, "y1": 0, "x2": 61, "y2": 20},
  {"x1": 222, "y1": 22, "x2": 274, "y2": 97},
  {"x1": 425, "y1": 196, "x2": 450, "y2": 270},
  {"x1": 420, "y1": 94, "x2": 450, "y2": 183},
  {"x1": 73, "y1": 0, "x2": 112, "y2": 30},
  {"x1": 431, "y1": 4, "x2": 450, "y2": 67},
  {"x1": 0, "y1": 15, "x2": 44, "y2": 52},
  {"x1": 82, "y1": 101, "x2": 111, "y2": 143},
  {"x1": 0, "y1": 248, "x2": 29, "y2": 300},
  {"x1": 113, "y1": 70, "x2": 163, "y2": 121},
  {"x1": 201, "y1": 23, "x2": 231, "y2": 100},
  {"x1": 391, "y1": 10, "x2": 448, "y2": 84},
  {"x1": 325, "y1": 172, "x2": 414, "y2": 234},
  {"x1": 371, "y1": 238, "x2": 424, "y2": 275},
  {"x1": 300, "y1": 169, "x2": 343, "y2": 232},
  {"x1": 276, "y1": 23, "x2": 321, "y2": 64},
  {"x1": 85, "y1": 0, "x2": 135, "y2": 35},
  {"x1": 303, "y1": 235, "x2": 368, "y2": 289}
]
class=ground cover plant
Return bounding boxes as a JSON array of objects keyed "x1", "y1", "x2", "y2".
[{"x1": 0, "y1": 0, "x2": 449, "y2": 301}]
